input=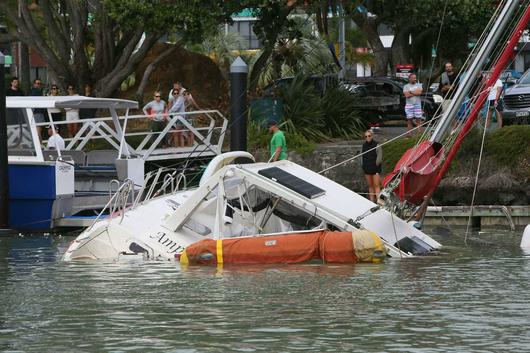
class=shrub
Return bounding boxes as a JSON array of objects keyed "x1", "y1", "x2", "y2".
[
  {"x1": 320, "y1": 85, "x2": 365, "y2": 139},
  {"x1": 276, "y1": 74, "x2": 365, "y2": 142}
]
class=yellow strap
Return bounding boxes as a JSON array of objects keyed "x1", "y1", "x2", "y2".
[
  {"x1": 216, "y1": 239, "x2": 224, "y2": 264},
  {"x1": 179, "y1": 250, "x2": 189, "y2": 265}
]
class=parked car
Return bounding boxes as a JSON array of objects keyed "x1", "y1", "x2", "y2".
[
  {"x1": 501, "y1": 68, "x2": 530, "y2": 125},
  {"x1": 263, "y1": 76, "x2": 405, "y2": 125},
  {"x1": 346, "y1": 76, "x2": 443, "y2": 121},
  {"x1": 262, "y1": 74, "x2": 338, "y2": 97}
]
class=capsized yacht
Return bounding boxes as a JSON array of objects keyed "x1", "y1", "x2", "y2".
[{"x1": 64, "y1": 152, "x2": 441, "y2": 262}]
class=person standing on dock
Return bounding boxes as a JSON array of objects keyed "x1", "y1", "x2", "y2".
[
  {"x1": 438, "y1": 62, "x2": 459, "y2": 112},
  {"x1": 79, "y1": 84, "x2": 97, "y2": 120},
  {"x1": 267, "y1": 120, "x2": 287, "y2": 162},
  {"x1": 403, "y1": 73, "x2": 424, "y2": 137},
  {"x1": 29, "y1": 79, "x2": 46, "y2": 139},
  {"x1": 485, "y1": 77, "x2": 504, "y2": 130},
  {"x1": 65, "y1": 85, "x2": 80, "y2": 138},
  {"x1": 168, "y1": 87, "x2": 187, "y2": 147},
  {"x1": 143, "y1": 91, "x2": 168, "y2": 147},
  {"x1": 6, "y1": 77, "x2": 25, "y2": 96},
  {"x1": 361, "y1": 130, "x2": 382, "y2": 203},
  {"x1": 168, "y1": 81, "x2": 184, "y2": 101}
]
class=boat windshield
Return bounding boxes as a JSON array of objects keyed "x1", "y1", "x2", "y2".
[{"x1": 7, "y1": 108, "x2": 37, "y2": 157}]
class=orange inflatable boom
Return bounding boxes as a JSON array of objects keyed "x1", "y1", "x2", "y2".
[{"x1": 178, "y1": 230, "x2": 386, "y2": 266}]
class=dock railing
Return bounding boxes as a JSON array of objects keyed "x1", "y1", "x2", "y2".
[{"x1": 33, "y1": 109, "x2": 228, "y2": 162}]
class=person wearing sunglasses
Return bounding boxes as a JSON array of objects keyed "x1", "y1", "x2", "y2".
[
  {"x1": 361, "y1": 130, "x2": 382, "y2": 202},
  {"x1": 143, "y1": 91, "x2": 168, "y2": 146},
  {"x1": 65, "y1": 85, "x2": 80, "y2": 137}
]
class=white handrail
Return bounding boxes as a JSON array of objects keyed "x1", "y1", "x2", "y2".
[{"x1": 33, "y1": 109, "x2": 227, "y2": 162}]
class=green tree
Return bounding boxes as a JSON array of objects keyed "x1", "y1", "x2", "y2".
[
  {"x1": 340, "y1": 0, "x2": 495, "y2": 75},
  {"x1": 0, "y1": 0, "x2": 235, "y2": 96},
  {"x1": 246, "y1": 1, "x2": 301, "y2": 91}
]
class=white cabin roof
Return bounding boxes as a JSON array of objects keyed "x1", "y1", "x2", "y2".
[{"x1": 6, "y1": 96, "x2": 138, "y2": 110}]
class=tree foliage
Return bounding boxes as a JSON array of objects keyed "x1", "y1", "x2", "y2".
[
  {"x1": 0, "y1": 0, "x2": 235, "y2": 96},
  {"x1": 342, "y1": 0, "x2": 496, "y2": 75}
]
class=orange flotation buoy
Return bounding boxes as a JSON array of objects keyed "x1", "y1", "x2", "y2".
[{"x1": 179, "y1": 230, "x2": 386, "y2": 266}]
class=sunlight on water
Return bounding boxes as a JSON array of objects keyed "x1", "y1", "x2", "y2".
[{"x1": 0, "y1": 227, "x2": 529, "y2": 352}]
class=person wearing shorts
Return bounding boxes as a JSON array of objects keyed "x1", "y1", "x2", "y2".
[{"x1": 403, "y1": 73, "x2": 424, "y2": 136}]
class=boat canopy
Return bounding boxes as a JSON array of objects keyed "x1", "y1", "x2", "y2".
[{"x1": 6, "y1": 96, "x2": 138, "y2": 110}]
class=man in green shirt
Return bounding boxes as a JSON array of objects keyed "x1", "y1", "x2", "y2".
[{"x1": 266, "y1": 120, "x2": 287, "y2": 161}]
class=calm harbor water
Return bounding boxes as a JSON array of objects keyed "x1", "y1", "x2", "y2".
[{"x1": 0, "y1": 227, "x2": 529, "y2": 352}]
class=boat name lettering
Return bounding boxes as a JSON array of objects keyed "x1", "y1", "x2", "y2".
[
  {"x1": 265, "y1": 240, "x2": 277, "y2": 246},
  {"x1": 149, "y1": 232, "x2": 184, "y2": 253}
]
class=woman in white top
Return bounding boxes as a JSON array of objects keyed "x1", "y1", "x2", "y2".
[
  {"x1": 486, "y1": 78, "x2": 504, "y2": 129},
  {"x1": 65, "y1": 84, "x2": 80, "y2": 137}
]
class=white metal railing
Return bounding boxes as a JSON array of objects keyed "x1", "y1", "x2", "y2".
[
  {"x1": 35, "y1": 109, "x2": 228, "y2": 162},
  {"x1": 88, "y1": 178, "x2": 135, "y2": 229},
  {"x1": 87, "y1": 166, "x2": 189, "y2": 229},
  {"x1": 132, "y1": 167, "x2": 188, "y2": 209}
]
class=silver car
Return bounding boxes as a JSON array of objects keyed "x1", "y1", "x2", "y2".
[{"x1": 502, "y1": 69, "x2": 530, "y2": 125}]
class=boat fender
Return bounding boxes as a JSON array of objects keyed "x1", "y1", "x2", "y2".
[{"x1": 521, "y1": 224, "x2": 530, "y2": 249}]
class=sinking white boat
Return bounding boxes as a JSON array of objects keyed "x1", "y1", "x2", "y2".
[{"x1": 64, "y1": 151, "x2": 442, "y2": 261}]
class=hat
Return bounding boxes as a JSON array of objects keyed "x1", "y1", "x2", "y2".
[
  {"x1": 47, "y1": 124, "x2": 56, "y2": 130},
  {"x1": 265, "y1": 119, "x2": 277, "y2": 128}
]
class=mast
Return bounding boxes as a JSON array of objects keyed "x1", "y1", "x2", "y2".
[
  {"x1": 380, "y1": 0, "x2": 530, "y2": 210},
  {"x1": 430, "y1": 0, "x2": 520, "y2": 142},
  {"x1": 431, "y1": 2, "x2": 530, "y2": 191}
]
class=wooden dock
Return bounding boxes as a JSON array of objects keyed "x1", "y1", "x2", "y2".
[{"x1": 424, "y1": 205, "x2": 530, "y2": 229}]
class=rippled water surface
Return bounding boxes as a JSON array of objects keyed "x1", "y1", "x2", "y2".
[{"x1": 1, "y1": 227, "x2": 529, "y2": 352}]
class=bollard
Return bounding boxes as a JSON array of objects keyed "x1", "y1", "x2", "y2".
[{"x1": 229, "y1": 57, "x2": 248, "y2": 152}]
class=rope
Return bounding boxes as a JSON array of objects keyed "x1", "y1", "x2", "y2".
[
  {"x1": 318, "y1": 113, "x2": 444, "y2": 174},
  {"x1": 464, "y1": 99, "x2": 489, "y2": 246},
  {"x1": 389, "y1": 206, "x2": 403, "y2": 259}
]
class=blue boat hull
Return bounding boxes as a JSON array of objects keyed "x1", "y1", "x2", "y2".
[{"x1": 9, "y1": 164, "x2": 56, "y2": 231}]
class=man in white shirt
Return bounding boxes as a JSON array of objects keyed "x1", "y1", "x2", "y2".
[
  {"x1": 486, "y1": 78, "x2": 503, "y2": 129},
  {"x1": 47, "y1": 125, "x2": 65, "y2": 151}
]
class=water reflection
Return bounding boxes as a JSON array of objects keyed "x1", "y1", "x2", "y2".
[{"x1": 0, "y1": 228, "x2": 529, "y2": 352}]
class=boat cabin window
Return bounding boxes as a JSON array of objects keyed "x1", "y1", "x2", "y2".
[{"x1": 7, "y1": 108, "x2": 37, "y2": 156}]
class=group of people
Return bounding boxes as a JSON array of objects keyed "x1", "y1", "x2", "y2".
[
  {"x1": 142, "y1": 82, "x2": 200, "y2": 148},
  {"x1": 403, "y1": 61, "x2": 505, "y2": 137},
  {"x1": 6, "y1": 77, "x2": 95, "y2": 150}
]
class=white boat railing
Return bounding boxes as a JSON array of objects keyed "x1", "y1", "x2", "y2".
[
  {"x1": 131, "y1": 167, "x2": 188, "y2": 209},
  {"x1": 32, "y1": 109, "x2": 228, "y2": 162},
  {"x1": 88, "y1": 178, "x2": 136, "y2": 229}
]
